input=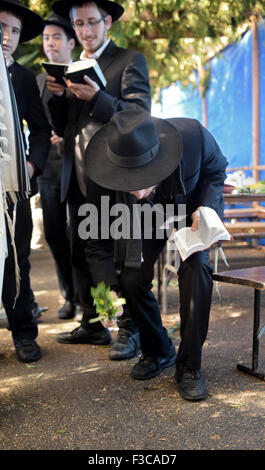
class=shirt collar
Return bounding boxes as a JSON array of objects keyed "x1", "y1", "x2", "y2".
[
  {"x1": 6, "y1": 55, "x2": 14, "y2": 68},
  {"x1": 80, "y1": 38, "x2": 110, "y2": 60}
]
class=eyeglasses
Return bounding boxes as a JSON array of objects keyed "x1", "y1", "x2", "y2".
[{"x1": 71, "y1": 17, "x2": 106, "y2": 32}]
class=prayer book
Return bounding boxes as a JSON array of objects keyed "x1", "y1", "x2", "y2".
[
  {"x1": 173, "y1": 206, "x2": 232, "y2": 261},
  {"x1": 42, "y1": 58, "x2": 107, "y2": 89}
]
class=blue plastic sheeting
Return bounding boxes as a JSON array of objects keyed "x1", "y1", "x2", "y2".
[
  {"x1": 160, "y1": 81, "x2": 202, "y2": 121},
  {"x1": 259, "y1": 24, "x2": 265, "y2": 181},
  {"x1": 207, "y1": 31, "x2": 252, "y2": 173},
  {"x1": 161, "y1": 23, "x2": 265, "y2": 178}
]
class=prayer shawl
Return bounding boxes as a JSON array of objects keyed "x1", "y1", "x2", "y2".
[{"x1": 0, "y1": 26, "x2": 30, "y2": 299}]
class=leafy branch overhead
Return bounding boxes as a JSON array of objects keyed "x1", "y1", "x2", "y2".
[{"x1": 19, "y1": 1, "x2": 265, "y2": 98}]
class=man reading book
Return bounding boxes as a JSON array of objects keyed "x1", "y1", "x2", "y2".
[
  {"x1": 84, "y1": 108, "x2": 228, "y2": 402},
  {"x1": 46, "y1": 0, "x2": 151, "y2": 360}
]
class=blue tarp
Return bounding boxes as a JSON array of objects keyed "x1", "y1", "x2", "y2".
[{"x1": 161, "y1": 23, "x2": 265, "y2": 177}]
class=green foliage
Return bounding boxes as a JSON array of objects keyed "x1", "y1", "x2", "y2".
[
  {"x1": 17, "y1": 1, "x2": 265, "y2": 99},
  {"x1": 90, "y1": 282, "x2": 126, "y2": 323}
]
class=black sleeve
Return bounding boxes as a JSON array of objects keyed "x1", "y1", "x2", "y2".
[
  {"x1": 25, "y1": 73, "x2": 51, "y2": 175},
  {"x1": 196, "y1": 124, "x2": 228, "y2": 216},
  {"x1": 91, "y1": 52, "x2": 151, "y2": 123}
]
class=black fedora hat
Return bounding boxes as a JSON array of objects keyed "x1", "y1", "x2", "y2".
[
  {"x1": 85, "y1": 109, "x2": 183, "y2": 192},
  {"x1": 44, "y1": 12, "x2": 77, "y2": 41},
  {"x1": 0, "y1": 0, "x2": 44, "y2": 42},
  {"x1": 52, "y1": 0, "x2": 124, "y2": 22}
]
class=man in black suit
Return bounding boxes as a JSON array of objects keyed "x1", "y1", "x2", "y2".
[
  {"x1": 0, "y1": 0, "x2": 51, "y2": 362},
  {"x1": 47, "y1": 0, "x2": 151, "y2": 359},
  {"x1": 85, "y1": 108, "x2": 228, "y2": 401},
  {"x1": 37, "y1": 13, "x2": 81, "y2": 321}
]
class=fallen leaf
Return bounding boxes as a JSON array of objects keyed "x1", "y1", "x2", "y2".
[{"x1": 36, "y1": 373, "x2": 44, "y2": 379}]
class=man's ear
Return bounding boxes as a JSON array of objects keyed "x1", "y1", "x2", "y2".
[
  {"x1": 105, "y1": 14, "x2": 112, "y2": 31},
  {"x1": 69, "y1": 38, "x2": 76, "y2": 52}
]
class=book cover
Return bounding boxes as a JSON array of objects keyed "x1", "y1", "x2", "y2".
[
  {"x1": 173, "y1": 206, "x2": 232, "y2": 261},
  {"x1": 42, "y1": 59, "x2": 107, "y2": 89},
  {"x1": 42, "y1": 62, "x2": 67, "y2": 86},
  {"x1": 65, "y1": 58, "x2": 107, "y2": 89}
]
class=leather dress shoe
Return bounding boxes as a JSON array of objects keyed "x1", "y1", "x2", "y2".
[
  {"x1": 131, "y1": 340, "x2": 176, "y2": 380},
  {"x1": 56, "y1": 325, "x2": 111, "y2": 345},
  {"x1": 58, "y1": 300, "x2": 75, "y2": 319},
  {"x1": 15, "y1": 339, "x2": 41, "y2": 363},
  {"x1": 109, "y1": 330, "x2": 140, "y2": 360},
  {"x1": 175, "y1": 366, "x2": 208, "y2": 401}
]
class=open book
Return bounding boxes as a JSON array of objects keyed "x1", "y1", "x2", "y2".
[
  {"x1": 42, "y1": 58, "x2": 107, "y2": 89},
  {"x1": 173, "y1": 206, "x2": 232, "y2": 261}
]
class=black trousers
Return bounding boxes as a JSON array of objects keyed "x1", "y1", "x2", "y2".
[
  {"x1": 2, "y1": 198, "x2": 38, "y2": 345},
  {"x1": 119, "y1": 237, "x2": 213, "y2": 371},
  {"x1": 67, "y1": 177, "x2": 135, "y2": 332},
  {"x1": 39, "y1": 182, "x2": 78, "y2": 305}
]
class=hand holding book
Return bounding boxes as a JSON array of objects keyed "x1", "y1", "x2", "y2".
[
  {"x1": 173, "y1": 206, "x2": 232, "y2": 261},
  {"x1": 43, "y1": 58, "x2": 106, "y2": 89}
]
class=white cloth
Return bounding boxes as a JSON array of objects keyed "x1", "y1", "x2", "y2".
[{"x1": 0, "y1": 179, "x2": 7, "y2": 299}]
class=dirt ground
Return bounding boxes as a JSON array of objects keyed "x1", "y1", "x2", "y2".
[{"x1": 0, "y1": 240, "x2": 264, "y2": 453}]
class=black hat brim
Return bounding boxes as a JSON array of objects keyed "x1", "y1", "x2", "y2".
[
  {"x1": 44, "y1": 19, "x2": 76, "y2": 41},
  {"x1": 52, "y1": 0, "x2": 124, "y2": 22},
  {"x1": 85, "y1": 118, "x2": 183, "y2": 192},
  {"x1": 0, "y1": 0, "x2": 44, "y2": 42}
]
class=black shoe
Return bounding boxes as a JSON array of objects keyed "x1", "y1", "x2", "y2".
[
  {"x1": 131, "y1": 341, "x2": 177, "y2": 380},
  {"x1": 175, "y1": 366, "x2": 208, "y2": 401},
  {"x1": 109, "y1": 330, "x2": 140, "y2": 360},
  {"x1": 56, "y1": 325, "x2": 111, "y2": 345},
  {"x1": 15, "y1": 339, "x2": 41, "y2": 363},
  {"x1": 58, "y1": 301, "x2": 75, "y2": 320}
]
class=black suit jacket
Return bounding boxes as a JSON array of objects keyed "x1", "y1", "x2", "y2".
[
  {"x1": 9, "y1": 62, "x2": 51, "y2": 180},
  {"x1": 36, "y1": 72, "x2": 63, "y2": 185},
  {"x1": 154, "y1": 118, "x2": 228, "y2": 222},
  {"x1": 49, "y1": 40, "x2": 151, "y2": 202}
]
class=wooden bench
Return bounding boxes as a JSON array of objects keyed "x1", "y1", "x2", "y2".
[
  {"x1": 213, "y1": 267, "x2": 265, "y2": 381},
  {"x1": 224, "y1": 207, "x2": 265, "y2": 219},
  {"x1": 224, "y1": 221, "x2": 265, "y2": 239}
]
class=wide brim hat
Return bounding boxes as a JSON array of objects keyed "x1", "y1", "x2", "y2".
[
  {"x1": 0, "y1": 0, "x2": 44, "y2": 42},
  {"x1": 85, "y1": 109, "x2": 183, "y2": 192},
  {"x1": 52, "y1": 0, "x2": 124, "y2": 22},
  {"x1": 44, "y1": 12, "x2": 77, "y2": 42}
]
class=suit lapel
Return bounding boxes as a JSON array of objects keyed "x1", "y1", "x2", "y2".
[
  {"x1": 38, "y1": 73, "x2": 47, "y2": 98},
  {"x1": 97, "y1": 40, "x2": 119, "y2": 73}
]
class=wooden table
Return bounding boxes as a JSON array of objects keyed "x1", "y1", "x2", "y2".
[
  {"x1": 224, "y1": 193, "x2": 265, "y2": 204},
  {"x1": 213, "y1": 266, "x2": 265, "y2": 380}
]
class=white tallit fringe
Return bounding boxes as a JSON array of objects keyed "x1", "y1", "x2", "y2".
[
  {"x1": 2, "y1": 186, "x2": 20, "y2": 306},
  {"x1": 214, "y1": 244, "x2": 230, "y2": 301}
]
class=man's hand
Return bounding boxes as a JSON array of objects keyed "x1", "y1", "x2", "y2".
[
  {"x1": 191, "y1": 206, "x2": 203, "y2": 231},
  {"x1": 46, "y1": 75, "x2": 65, "y2": 96},
  {"x1": 50, "y1": 130, "x2": 63, "y2": 145},
  {"x1": 101, "y1": 290, "x2": 123, "y2": 328},
  {"x1": 27, "y1": 161, "x2": 35, "y2": 179},
  {"x1": 64, "y1": 75, "x2": 100, "y2": 101},
  {"x1": 110, "y1": 290, "x2": 124, "y2": 318}
]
